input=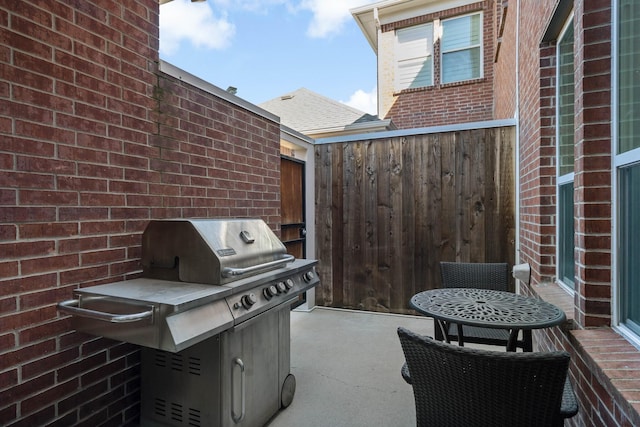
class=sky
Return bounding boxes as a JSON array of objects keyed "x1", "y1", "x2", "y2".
[{"x1": 158, "y1": 0, "x2": 379, "y2": 115}]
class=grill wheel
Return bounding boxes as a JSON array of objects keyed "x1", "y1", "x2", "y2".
[{"x1": 281, "y1": 373, "x2": 296, "y2": 408}]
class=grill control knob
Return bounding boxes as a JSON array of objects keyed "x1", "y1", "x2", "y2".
[
  {"x1": 277, "y1": 281, "x2": 287, "y2": 293},
  {"x1": 285, "y1": 279, "x2": 294, "y2": 289},
  {"x1": 264, "y1": 285, "x2": 278, "y2": 300},
  {"x1": 241, "y1": 293, "x2": 257, "y2": 309},
  {"x1": 303, "y1": 271, "x2": 315, "y2": 282}
]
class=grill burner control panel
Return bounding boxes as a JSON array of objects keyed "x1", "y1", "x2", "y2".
[{"x1": 227, "y1": 268, "x2": 318, "y2": 323}]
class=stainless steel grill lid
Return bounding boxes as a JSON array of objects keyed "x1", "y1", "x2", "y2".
[{"x1": 142, "y1": 219, "x2": 293, "y2": 285}]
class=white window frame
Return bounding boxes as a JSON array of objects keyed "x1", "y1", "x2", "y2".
[
  {"x1": 440, "y1": 11, "x2": 483, "y2": 85},
  {"x1": 394, "y1": 23, "x2": 434, "y2": 91},
  {"x1": 613, "y1": 0, "x2": 640, "y2": 348},
  {"x1": 556, "y1": 14, "x2": 575, "y2": 293}
]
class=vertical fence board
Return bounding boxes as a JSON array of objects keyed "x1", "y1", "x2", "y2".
[
  {"x1": 388, "y1": 138, "x2": 403, "y2": 310},
  {"x1": 332, "y1": 144, "x2": 344, "y2": 306},
  {"x1": 468, "y1": 129, "x2": 487, "y2": 261},
  {"x1": 426, "y1": 134, "x2": 443, "y2": 289},
  {"x1": 441, "y1": 133, "x2": 457, "y2": 262},
  {"x1": 315, "y1": 126, "x2": 516, "y2": 313},
  {"x1": 315, "y1": 144, "x2": 333, "y2": 305},
  {"x1": 364, "y1": 140, "x2": 380, "y2": 310},
  {"x1": 402, "y1": 137, "x2": 417, "y2": 304}
]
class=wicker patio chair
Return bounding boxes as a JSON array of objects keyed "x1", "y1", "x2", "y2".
[
  {"x1": 398, "y1": 327, "x2": 578, "y2": 427},
  {"x1": 435, "y1": 261, "x2": 525, "y2": 349}
]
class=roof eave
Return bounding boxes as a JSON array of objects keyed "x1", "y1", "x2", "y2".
[{"x1": 305, "y1": 118, "x2": 396, "y2": 138}]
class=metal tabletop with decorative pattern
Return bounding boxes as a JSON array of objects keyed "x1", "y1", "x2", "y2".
[{"x1": 410, "y1": 288, "x2": 567, "y2": 351}]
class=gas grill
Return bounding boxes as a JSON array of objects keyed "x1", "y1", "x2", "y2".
[{"x1": 58, "y1": 219, "x2": 320, "y2": 427}]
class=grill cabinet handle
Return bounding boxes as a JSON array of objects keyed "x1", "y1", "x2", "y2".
[
  {"x1": 222, "y1": 254, "x2": 295, "y2": 278},
  {"x1": 232, "y1": 357, "x2": 246, "y2": 423},
  {"x1": 57, "y1": 299, "x2": 154, "y2": 323}
]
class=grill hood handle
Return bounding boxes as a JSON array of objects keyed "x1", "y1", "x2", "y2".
[
  {"x1": 222, "y1": 254, "x2": 295, "y2": 278},
  {"x1": 57, "y1": 299, "x2": 154, "y2": 323}
]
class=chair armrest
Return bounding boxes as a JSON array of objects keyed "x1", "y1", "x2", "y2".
[
  {"x1": 560, "y1": 377, "x2": 578, "y2": 418},
  {"x1": 401, "y1": 362, "x2": 412, "y2": 384}
]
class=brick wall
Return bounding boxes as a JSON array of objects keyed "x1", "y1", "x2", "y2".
[
  {"x1": 0, "y1": 1, "x2": 281, "y2": 426},
  {"x1": 573, "y1": 0, "x2": 612, "y2": 329},
  {"x1": 516, "y1": 0, "x2": 558, "y2": 285},
  {"x1": 493, "y1": 0, "x2": 516, "y2": 119},
  {"x1": 513, "y1": 0, "x2": 638, "y2": 425},
  {"x1": 524, "y1": 0, "x2": 613, "y2": 328},
  {"x1": 378, "y1": 1, "x2": 494, "y2": 129}
]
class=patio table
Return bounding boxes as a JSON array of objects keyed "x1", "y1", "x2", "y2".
[{"x1": 410, "y1": 288, "x2": 566, "y2": 351}]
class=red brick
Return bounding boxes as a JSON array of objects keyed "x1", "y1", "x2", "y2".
[
  {"x1": 22, "y1": 378, "x2": 79, "y2": 415},
  {"x1": 0, "y1": 171, "x2": 55, "y2": 189},
  {"x1": 19, "y1": 189, "x2": 78, "y2": 206},
  {"x1": 0, "y1": 296, "x2": 17, "y2": 314},
  {"x1": 5, "y1": 102, "x2": 54, "y2": 127},
  {"x1": 0, "y1": 369, "x2": 18, "y2": 391},
  {"x1": 58, "y1": 207, "x2": 110, "y2": 221},
  {"x1": 1, "y1": 30, "x2": 51, "y2": 60},
  {"x1": 0, "y1": 332, "x2": 16, "y2": 352},
  {"x1": 0, "y1": 261, "x2": 19, "y2": 277},
  {"x1": 58, "y1": 380, "x2": 108, "y2": 414},
  {"x1": 79, "y1": 192, "x2": 125, "y2": 207},
  {"x1": 81, "y1": 248, "x2": 125, "y2": 266},
  {"x1": 13, "y1": 85, "x2": 73, "y2": 113},
  {"x1": 0, "y1": 340, "x2": 56, "y2": 371},
  {"x1": 3, "y1": 132, "x2": 58, "y2": 154},
  {"x1": 58, "y1": 351, "x2": 108, "y2": 383},
  {"x1": 19, "y1": 317, "x2": 72, "y2": 346},
  {"x1": 59, "y1": 265, "x2": 109, "y2": 286},
  {"x1": 0, "y1": 240, "x2": 55, "y2": 258}
]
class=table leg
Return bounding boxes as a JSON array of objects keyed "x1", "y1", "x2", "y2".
[
  {"x1": 507, "y1": 329, "x2": 519, "y2": 352},
  {"x1": 507, "y1": 329, "x2": 533, "y2": 352},
  {"x1": 456, "y1": 324, "x2": 465, "y2": 347},
  {"x1": 436, "y1": 320, "x2": 450, "y2": 344},
  {"x1": 523, "y1": 330, "x2": 533, "y2": 352}
]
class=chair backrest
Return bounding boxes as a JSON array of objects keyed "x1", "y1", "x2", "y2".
[
  {"x1": 440, "y1": 261, "x2": 509, "y2": 291},
  {"x1": 397, "y1": 327, "x2": 570, "y2": 427}
]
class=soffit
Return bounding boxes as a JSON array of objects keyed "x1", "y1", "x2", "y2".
[{"x1": 351, "y1": 0, "x2": 478, "y2": 53}]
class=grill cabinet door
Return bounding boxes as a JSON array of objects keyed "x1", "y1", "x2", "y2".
[{"x1": 221, "y1": 308, "x2": 281, "y2": 427}]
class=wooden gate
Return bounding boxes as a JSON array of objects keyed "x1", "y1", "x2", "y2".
[
  {"x1": 280, "y1": 156, "x2": 306, "y2": 258},
  {"x1": 314, "y1": 126, "x2": 516, "y2": 314}
]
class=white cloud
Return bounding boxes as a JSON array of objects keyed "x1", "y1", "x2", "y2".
[
  {"x1": 342, "y1": 87, "x2": 378, "y2": 115},
  {"x1": 220, "y1": 0, "x2": 294, "y2": 13},
  {"x1": 160, "y1": 0, "x2": 236, "y2": 56},
  {"x1": 299, "y1": 0, "x2": 376, "y2": 38}
]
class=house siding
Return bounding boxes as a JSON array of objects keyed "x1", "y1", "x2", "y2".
[
  {"x1": 377, "y1": 1, "x2": 495, "y2": 129},
  {"x1": 0, "y1": 1, "x2": 281, "y2": 425}
]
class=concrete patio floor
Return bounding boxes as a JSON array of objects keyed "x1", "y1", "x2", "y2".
[{"x1": 266, "y1": 307, "x2": 436, "y2": 427}]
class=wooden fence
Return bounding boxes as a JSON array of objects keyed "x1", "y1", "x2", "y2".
[{"x1": 314, "y1": 126, "x2": 516, "y2": 314}]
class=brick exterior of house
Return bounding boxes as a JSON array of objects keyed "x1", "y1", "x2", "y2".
[
  {"x1": 377, "y1": 1, "x2": 495, "y2": 129},
  {"x1": 0, "y1": 1, "x2": 281, "y2": 425},
  {"x1": 495, "y1": 0, "x2": 640, "y2": 425}
]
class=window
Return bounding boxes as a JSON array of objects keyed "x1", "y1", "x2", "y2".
[
  {"x1": 557, "y1": 16, "x2": 575, "y2": 290},
  {"x1": 395, "y1": 23, "x2": 434, "y2": 91},
  {"x1": 617, "y1": 0, "x2": 640, "y2": 336},
  {"x1": 441, "y1": 12, "x2": 482, "y2": 84}
]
